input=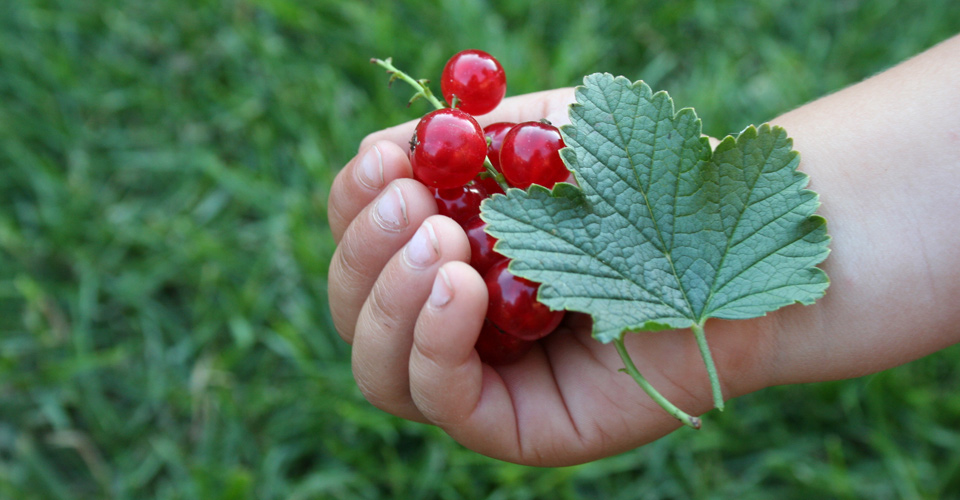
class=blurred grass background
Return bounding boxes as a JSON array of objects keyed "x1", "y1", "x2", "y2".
[{"x1": 1, "y1": 0, "x2": 958, "y2": 498}]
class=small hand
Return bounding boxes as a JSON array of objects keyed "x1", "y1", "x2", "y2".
[{"x1": 327, "y1": 88, "x2": 771, "y2": 465}]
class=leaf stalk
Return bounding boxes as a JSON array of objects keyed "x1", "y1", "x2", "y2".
[
  {"x1": 692, "y1": 322, "x2": 724, "y2": 411},
  {"x1": 614, "y1": 337, "x2": 701, "y2": 429}
]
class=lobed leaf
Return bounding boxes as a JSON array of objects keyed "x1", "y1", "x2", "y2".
[{"x1": 482, "y1": 73, "x2": 829, "y2": 343}]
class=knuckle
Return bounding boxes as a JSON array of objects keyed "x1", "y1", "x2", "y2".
[
  {"x1": 412, "y1": 336, "x2": 442, "y2": 369},
  {"x1": 353, "y1": 353, "x2": 406, "y2": 412},
  {"x1": 331, "y1": 312, "x2": 354, "y2": 344},
  {"x1": 327, "y1": 263, "x2": 359, "y2": 343},
  {"x1": 327, "y1": 239, "x2": 380, "y2": 343},
  {"x1": 331, "y1": 237, "x2": 370, "y2": 289},
  {"x1": 327, "y1": 167, "x2": 366, "y2": 240},
  {"x1": 364, "y1": 278, "x2": 403, "y2": 332},
  {"x1": 354, "y1": 366, "x2": 390, "y2": 409},
  {"x1": 326, "y1": 193, "x2": 351, "y2": 241}
]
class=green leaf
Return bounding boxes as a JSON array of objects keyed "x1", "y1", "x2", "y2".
[
  {"x1": 481, "y1": 74, "x2": 830, "y2": 422},
  {"x1": 483, "y1": 73, "x2": 829, "y2": 340}
]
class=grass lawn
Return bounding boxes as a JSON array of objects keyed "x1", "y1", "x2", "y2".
[{"x1": 1, "y1": 1, "x2": 959, "y2": 498}]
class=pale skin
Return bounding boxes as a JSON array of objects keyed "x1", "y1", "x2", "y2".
[{"x1": 327, "y1": 34, "x2": 960, "y2": 466}]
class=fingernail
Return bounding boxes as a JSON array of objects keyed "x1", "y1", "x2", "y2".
[
  {"x1": 429, "y1": 267, "x2": 453, "y2": 308},
  {"x1": 374, "y1": 185, "x2": 407, "y2": 231},
  {"x1": 356, "y1": 145, "x2": 384, "y2": 190},
  {"x1": 404, "y1": 221, "x2": 439, "y2": 268}
]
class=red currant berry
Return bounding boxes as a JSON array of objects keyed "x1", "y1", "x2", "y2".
[
  {"x1": 499, "y1": 121, "x2": 568, "y2": 189},
  {"x1": 411, "y1": 108, "x2": 487, "y2": 189},
  {"x1": 475, "y1": 319, "x2": 534, "y2": 366},
  {"x1": 483, "y1": 122, "x2": 515, "y2": 171},
  {"x1": 432, "y1": 183, "x2": 487, "y2": 225},
  {"x1": 463, "y1": 216, "x2": 504, "y2": 276},
  {"x1": 476, "y1": 121, "x2": 515, "y2": 194},
  {"x1": 484, "y1": 259, "x2": 564, "y2": 341},
  {"x1": 478, "y1": 175, "x2": 505, "y2": 196},
  {"x1": 441, "y1": 49, "x2": 507, "y2": 116}
]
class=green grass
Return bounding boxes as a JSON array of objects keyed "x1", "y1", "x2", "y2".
[{"x1": 1, "y1": 0, "x2": 958, "y2": 498}]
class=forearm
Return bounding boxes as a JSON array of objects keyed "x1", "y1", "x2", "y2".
[{"x1": 763, "y1": 33, "x2": 960, "y2": 385}]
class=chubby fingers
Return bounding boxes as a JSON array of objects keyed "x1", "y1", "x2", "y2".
[
  {"x1": 328, "y1": 178, "x2": 436, "y2": 343},
  {"x1": 407, "y1": 261, "x2": 489, "y2": 420},
  {"x1": 351, "y1": 216, "x2": 471, "y2": 422},
  {"x1": 328, "y1": 140, "x2": 412, "y2": 243},
  {"x1": 407, "y1": 261, "x2": 529, "y2": 459}
]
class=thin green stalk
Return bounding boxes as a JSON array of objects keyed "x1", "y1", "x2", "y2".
[
  {"x1": 373, "y1": 57, "x2": 505, "y2": 190},
  {"x1": 692, "y1": 322, "x2": 724, "y2": 411},
  {"x1": 614, "y1": 337, "x2": 701, "y2": 429},
  {"x1": 371, "y1": 57, "x2": 446, "y2": 110},
  {"x1": 482, "y1": 157, "x2": 510, "y2": 192}
]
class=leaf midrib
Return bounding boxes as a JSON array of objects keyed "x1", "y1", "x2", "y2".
[
  {"x1": 493, "y1": 199, "x2": 687, "y2": 317},
  {"x1": 701, "y1": 132, "x2": 780, "y2": 318},
  {"x1": 592, "y1": 86, "x2": 697, "y2": 321}
]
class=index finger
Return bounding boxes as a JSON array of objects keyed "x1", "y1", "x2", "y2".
[{"x1": 328, "y1": 140, "x2": 412, "y2": 244}]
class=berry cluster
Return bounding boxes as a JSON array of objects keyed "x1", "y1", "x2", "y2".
[{"x1": 374, "y1": 50, "x2": 567, "y2": 365}]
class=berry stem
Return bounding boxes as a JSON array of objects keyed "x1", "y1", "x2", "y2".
[
  {"x1": 371, "y1": 57, "x2": 446, "y2": 110},
  {"x1": 692, "y1": 322, "x2": 724, "y2": 411},
  {"x1": 482, "y1": 157, "x2": 511, "y2": 192},
  {"x1": 614, "y1": 336, "x2": 701, "y2": 429},
  {"x1": 372, "y1": 57, "x2": 507, "y2": 191}
]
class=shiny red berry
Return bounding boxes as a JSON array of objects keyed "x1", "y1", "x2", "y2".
[
  {"x1": 478, "y1": 175, "x2": 505, "y2": 196},
  {"x1": 476, "y1": 121, "x2": 516, "y2": 194},
  {"x1": 478, "y1": 177, "x2": 505, "y2": 196},
  {"x1": 463, "y1": 216, "x2": 504, "y2": 277},
  {"x1": 410, "y1": 108, "x2": 487, "y2": 189},
  {"x1": 499, "y1": 121, "x2": 568, "y2": 189},
  {"x1": 484, "y1": 259, "x2": 564, "y2": 341},
  {"x1": 441, "y1": 50, "x2": 507, "y2": 116},
  {"x1": 432, "y1": 183, "x2": 487, "y2": 225},
  {"x1": 483, "y1": 122, "x2": 515, "y2": 171},
  {"x1": 475, "y1": 319, "x2": 534, "y2": 366}
]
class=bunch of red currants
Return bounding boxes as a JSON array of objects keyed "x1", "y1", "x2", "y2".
[{"x1": 391, "y1": 49, "x2": 568, "y2": 365}]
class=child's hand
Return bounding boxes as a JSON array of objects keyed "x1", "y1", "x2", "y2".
[
  {"x1": 326, "y1": 88, "x2": 772, "y2": 465},
  {"x1": 328, "y1": 33, "x2": 960, "y2": 465}
]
